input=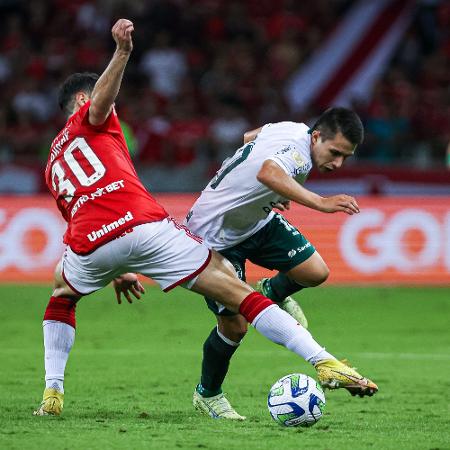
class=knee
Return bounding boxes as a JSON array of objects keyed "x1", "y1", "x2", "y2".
[
  {"x1": 294, "y1": 264, "x2": 330, "y2": 288},
  {"x1": 218, "y1": 316, "x2": 249, "y2": 343},
  {"x1": 222, "y1": 327, "x2": 248, "y2": 343},
  {"x1": 309, "y1": 265, "x2": 330, "y2": 287}
]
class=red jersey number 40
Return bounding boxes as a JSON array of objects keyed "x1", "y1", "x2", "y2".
[{"x1": 51, "y1": 137, "x2": 106, "y2": 203}]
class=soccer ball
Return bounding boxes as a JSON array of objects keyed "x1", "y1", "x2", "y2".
[{"x1": 267, "y1": 373, "x2": 326, "y2": 427}]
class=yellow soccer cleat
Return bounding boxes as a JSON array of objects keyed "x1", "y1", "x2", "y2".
[
  {"x1": 315, "y1": 359, "x2": 378, "y2": 397},
  {"x1": 33, "y1": 388, "x2": 64, "y2": 416},
  {"x1": 193, "y1": 389, "x2": 246, "y2": 420},
  {"x1": 256, "y1": 278, "x2": 308, "y2": 329}
]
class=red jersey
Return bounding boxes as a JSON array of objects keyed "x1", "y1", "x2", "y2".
[{"x1": 45, "y1": 101, "x2": 168, "y2": 254}]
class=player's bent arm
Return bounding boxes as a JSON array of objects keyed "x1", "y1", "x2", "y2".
[
  {"x1": 257, "y1": 160, "x2": 324, "y2": 210},
  {"x1": 89, "y1": 19, "x2": 134, "y2": 126},
  {"x1": 244, "y1": 127, "x2": 263, "y2": 144},
  {"x1": 256, "y1": 160, "x2": 359, "y2": 215}
]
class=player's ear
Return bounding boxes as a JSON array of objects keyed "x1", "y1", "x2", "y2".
[
  {"x1": 75, "y1": 91, "x2": 89, "y2": 107},
  {"x1": 311, "y1": 130, "x2": 321, "y2": 145}
]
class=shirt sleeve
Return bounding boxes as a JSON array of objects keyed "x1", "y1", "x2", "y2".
[
  {"x1": 267, "y1": 146, "x2": 310, "y2": 178},
  {"x1": 79, "y1": 101, "x2": 116, "y2": 133}
]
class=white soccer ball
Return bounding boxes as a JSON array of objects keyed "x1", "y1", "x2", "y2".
[{"x1": 267, "y1": 373, "x2": 326, "y2": 427}]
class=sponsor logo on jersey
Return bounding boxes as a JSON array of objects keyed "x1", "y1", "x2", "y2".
[
  {"x1": 86, "y1": 211, "x2": 134, "y2": 242},
  {"x1": 262, "y1": 200, "x2": 283, "y2": 215},
  {"x1": 71, "y1": 179, "x2": 125, "y2": 217},
  {"x1": 276, "y1": 145, "x2": 293, "y2": 155},
  {"x1": 292, "y1": 151, "x2": 305, "y2": 167},
  {"x1": 291, "y1": 151, "x2": 312, "y2": 176}
]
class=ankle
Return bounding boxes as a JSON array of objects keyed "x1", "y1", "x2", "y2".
[
  {"x1": 46, "y1": 379, "x2": 64, "y2": 393},
  {"x1": 196, "y1": 383, "x2": 222, "y2": 398},
  {"x1": 308, "y1": 350, "x2": 336, "y2": 366}
]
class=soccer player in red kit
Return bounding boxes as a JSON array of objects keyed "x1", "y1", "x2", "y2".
[{"x1": 34, "y1": 19, "x2": 377, "y2": 416}]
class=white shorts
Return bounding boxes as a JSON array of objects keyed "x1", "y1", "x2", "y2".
[{"x1": 61, "y1": 218, "x2": 211, "y2": 295}]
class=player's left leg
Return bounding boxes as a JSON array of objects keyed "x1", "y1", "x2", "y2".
[
  {"x1": 197, "y1": 314, "x2": 247, "y2": 397},
  {"x1": 193, "y1": 314, "x2": 247, "y2": 420},
  {"x1": 193, "y1": 251, "x2": 248, "y2": 420}
]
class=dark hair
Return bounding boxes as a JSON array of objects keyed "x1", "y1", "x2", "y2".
[
  {"x1": 309, "y1": 107, "x2": 364, "y2": 145},
  {"x1": 57, "y1": 72, "x2": 99, "y2": 115}
]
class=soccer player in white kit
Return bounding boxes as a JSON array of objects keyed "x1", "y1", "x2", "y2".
[{"x1": 186, "y1": 108, "x2": 376, "y2": 419}]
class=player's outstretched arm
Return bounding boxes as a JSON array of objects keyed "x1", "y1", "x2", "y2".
[
  {"x1": 257, "y1": 160, "x2": 360, "y2": 215},
  {"x1": 113, "y1": 273, "x2": 145, "y2": 304},
  {"x1": 89, "y1": 18, "x2": 134, "y2": 126}
]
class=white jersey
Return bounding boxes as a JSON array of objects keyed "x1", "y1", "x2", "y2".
[{"x1": 185, "y1": 122, "x2": 313, "y2": 250}]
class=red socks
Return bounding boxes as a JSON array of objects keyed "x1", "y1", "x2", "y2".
[
  {"x1": 44, "y1": 296, "x2": 77, "y2": 329},
  {"x1": 239, "y1": 292, "x2": 274, "y2": 323}
]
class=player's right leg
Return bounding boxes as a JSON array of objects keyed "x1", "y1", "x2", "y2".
[
  {"x1": 256, "y1": 251, "x2": 329, "y2": 329},
  {"x1": 250, "y1": 213, "x2": 328, "y2": 328},
  {"x1": 190, "y1": 252, "x2": 378, "y2": 397},
  {"x1": 34, "y1": 260, "x2": 81, "y2": 416},
  {"x1": 34, "y1": 238, "x2": 132, "y2": 416}
]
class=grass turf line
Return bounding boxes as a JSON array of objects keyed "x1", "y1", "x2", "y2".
[{"x1": 0, "y1": 285, "x2": 449, "y2": 450}]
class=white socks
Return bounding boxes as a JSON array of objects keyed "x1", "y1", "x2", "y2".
[
  {"x1": 43, "y1": 320, "x2": 75, "y2": 393},
  {"x1": 252, "y1": 305, "x2": 335, "y2": 364}
]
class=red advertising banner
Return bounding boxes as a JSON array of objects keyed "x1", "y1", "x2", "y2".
[{"x1": 0, "y1": 195, "x2": 449, "y2": 285}]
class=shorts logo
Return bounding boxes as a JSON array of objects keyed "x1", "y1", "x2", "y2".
[
  {"x1": 87, "y1": 211, "x2": 134, "y2": 242},
  {"x1": 288, "y1": 242, "x2": 311, "y2": 258}
]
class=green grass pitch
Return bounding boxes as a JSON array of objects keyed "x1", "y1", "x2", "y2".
[{"x1": 0, "y1": 284, "x2": 449, "y2": 449}]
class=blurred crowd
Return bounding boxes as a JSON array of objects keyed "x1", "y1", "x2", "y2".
[{"x1": 0, "y1": 0, "x2": 449, "y2": 193}]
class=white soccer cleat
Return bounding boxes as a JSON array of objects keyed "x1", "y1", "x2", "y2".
[{"x1": 193, "y1": 389, "x2": 246, "y2": 420}]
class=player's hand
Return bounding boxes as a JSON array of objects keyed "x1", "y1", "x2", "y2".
[
  {"x1": 318, "y1": 195, "x2": 360, "y2": 215},
  {"x1": 112, "y1": 19, "x2": 134, "y2": 53},
  {"x1": 113, "y1": 272, "x2": 145, "y2": 304},
  {"x1": 273, "y1": 200, "x2": 291, "y2": 211}
]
